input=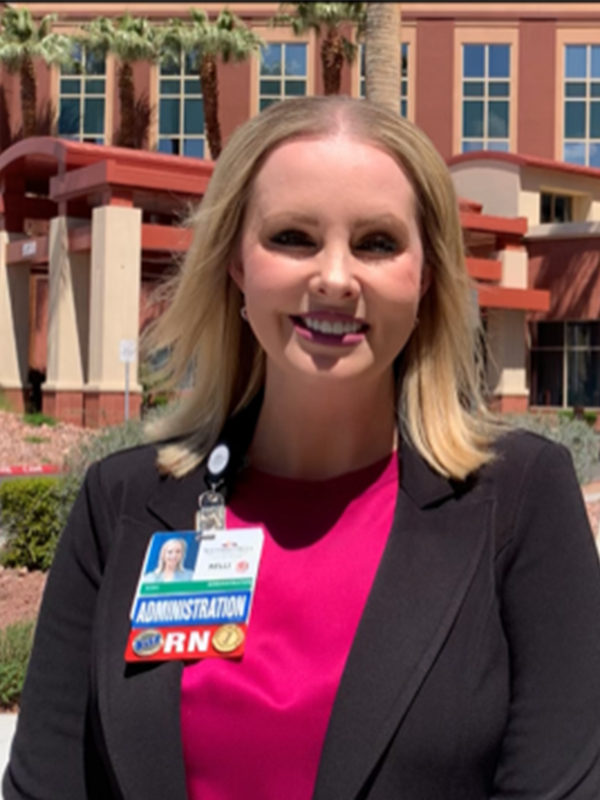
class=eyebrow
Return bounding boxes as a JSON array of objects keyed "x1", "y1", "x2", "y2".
[
  {"x1": 261, "y1": 212, "x2": 409, "y2": 229},
  {"x1": 261, "y1": 212, "x2": 320, "y2": 227}
]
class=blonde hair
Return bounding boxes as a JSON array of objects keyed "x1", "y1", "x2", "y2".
[
  {"x1": 156, "y1": 537, "x2": 187, "y2": 573},
  {"x1": 144, "y1": 95, "x2": 501, "y2": 480}
]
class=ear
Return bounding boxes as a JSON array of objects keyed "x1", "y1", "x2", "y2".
[{"x1": 228, "y1": 258, "x2": 245, "y2": 292}]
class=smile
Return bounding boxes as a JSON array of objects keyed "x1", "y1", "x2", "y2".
[{"x1": 291, "y1": 314, "x2": 369, "y2": 346}]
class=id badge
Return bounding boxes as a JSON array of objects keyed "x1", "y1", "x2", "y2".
[{"x1": 125, "y1": 527, "x2": 264, "y2": 662}]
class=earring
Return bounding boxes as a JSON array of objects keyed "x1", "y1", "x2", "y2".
[{"x1": 240, "y1": 306, "x2": 248, "y2": 321}]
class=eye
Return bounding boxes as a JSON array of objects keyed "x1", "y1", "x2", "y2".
[
  {"x1": 354, "y1": 233, "x2": 400, "y2": 256},
  {"x1": 269, "y1": 229, "x2": 315, "y2": 249}
]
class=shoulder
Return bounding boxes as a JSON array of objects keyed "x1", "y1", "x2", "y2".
[
  {"x1": 480, "y1": 428, "x2": 586, "y2": 553},
  {"x1": 484, "y1": 427, "x2": 575, "y2": 486},
  {"x1": 83, "y1": 443, "x2": 164, "y2": 517}
]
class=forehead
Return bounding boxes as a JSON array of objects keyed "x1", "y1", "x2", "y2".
[{"x1": 247, "y1": 134, "x2": 416, "y2": 212}]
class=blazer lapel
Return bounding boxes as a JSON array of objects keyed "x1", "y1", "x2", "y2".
[
  {"x1": 96, "y1": 466, "x2": 206, "y2": 800},
  {"x1": 312, "y1": 443, "x2": 494, "y2": 800}
]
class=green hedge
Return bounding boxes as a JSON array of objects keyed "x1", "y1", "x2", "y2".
[
  {"x1": 0, "y1": 477, "x2": 64, "y2": 571},
  {"x1": 0, "y1": 621, "x2": 35, "y2": 709}
]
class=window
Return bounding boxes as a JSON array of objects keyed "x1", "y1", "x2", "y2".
[
  {"x1": 259, "y1": 43, "x2": 307, "y2": 111},
  {"x1": 530, "y1": 321, "x2": 600, "y2": 407},
  {"x1": 461, "y1": 44, "x2": 510, "y2": 153},
  {"x1": 540, "y1": 192, "x2": 573, "y2": 223},
  {"x1": 563, "y1": 45, "x2": 600, "y2": 167},
  {"x1": 158, "y1": 52, "x2": 205, "y2": 158},
  {"x1": 359, "y1": 43, "x2": 409, "y2": 117},
  {"x1": 58, "y1": 45, "x2": 106, "y2": 144}
]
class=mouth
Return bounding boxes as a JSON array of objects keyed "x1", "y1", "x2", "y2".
[{"x1": 290, "y1": 313, "x2": 369, "y2": 346}]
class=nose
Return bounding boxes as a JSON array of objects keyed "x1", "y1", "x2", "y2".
[{"x1": 309, "y1": 248, "x2": 360, "y2": 301}]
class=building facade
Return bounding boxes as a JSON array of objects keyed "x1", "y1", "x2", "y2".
[{"x1": 1, "y1": 2, "x2": 600, "y2": 423}]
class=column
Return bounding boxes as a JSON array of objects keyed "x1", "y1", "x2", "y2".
[
  {"x1": 0, "y1": 231, "x2": 30, "y2": 413},
  {"x1": 84, "y1": 205, "x2": 142, "y2": 427},
  {"x1": 486, "y1": 308, "x2": 529, "y2": 414},
  {"x1": 42, "y1": 217, "x2": 90, "y2": 425}
]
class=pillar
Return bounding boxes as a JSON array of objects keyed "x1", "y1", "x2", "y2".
[
  {"x1": 84, "y1": 205, "x2": 142, "y2": 427},
  {"x1": 0, "y1": 231, "x2": 30, "y2": 412},
  {"x1": 42, "y1": 217, "x2": 90, "y2": 425},
  {"x1": 486, "y1": 309, "x2": 529, "y2": 414},
  {"x1": 485, "y1": 246, "x2": 530, "y2": 414}
]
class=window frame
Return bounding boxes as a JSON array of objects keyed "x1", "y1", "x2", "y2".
[
  {"x1": 562, "y1": 43, "x2": 600, "y2": 167},
  {"x1": 57, "y1": 43, "x2": 107, "y2": 144},
  {"x1": 530, "y1": 320, "x2": 600, "y2": 408},
  {"x1": 156, "y1": 50, "x2": 206, "y2": 159},
  {"x1": 249, "y1": 27, "x2": 315, "y2": 116},
  {"x1": 453, "y1": 27, "x2": 518, "y2": 156},
  {"x1": 460, "y1": 42, "x2": 511, "y2": 154}
]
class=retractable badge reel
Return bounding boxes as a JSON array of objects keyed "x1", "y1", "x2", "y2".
[{"x1": 195, "y1": 444, "x2": 230, "y2": 533}]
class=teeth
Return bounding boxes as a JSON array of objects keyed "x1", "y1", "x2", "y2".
[{"x1": 303, "y1": 317, "x2": 363, "y2": 335}]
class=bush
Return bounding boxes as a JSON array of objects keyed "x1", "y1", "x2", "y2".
[
  {"x1": 0, "y1": 621, "x2": 35, "y2": 709},
  {"x1": 509, "y1": 413, "x2": 600, "y2": 485},
  {"x1": 557, "y1": 408, "x2": 598, "y2": 428},
  {"x1": 0, "y1": 478, "x2": 63, "y2": 571}
]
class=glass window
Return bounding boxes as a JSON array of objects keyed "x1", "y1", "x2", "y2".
[
  {"x1": 564, "y1": 44, "x2": 600, "y2": 166},
  {"x1": 258, "y1": 43, "x2": 307, "y2": 110},
  {"x1": 461, "y1": 44, "x2": 511, "y2": 153},
  {"x1": 463, "y1": 44, "x2": 485, "y2": 78},
  {"x1": 488, "y1": 44, "x2": 509, "y2": 78},
  {"x1": 58, "y1": 46, "x2": 105, "y2": 144},
  {"x1": 540, "y1": 193, "x2": 573, "y2": 223},
  {"x1": 359, "y1": 42, "x2": 409, "y2": 118},
  {"x1": 530, "y1": 321, "x2": 600, "y2": 407},
  {"x1": 158, "y1": 51, "x2": 205, "y2": 159}
]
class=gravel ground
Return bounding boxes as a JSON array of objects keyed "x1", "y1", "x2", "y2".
[{"x1": 0, "y1": 411, "x2": 93, "y2": 471}]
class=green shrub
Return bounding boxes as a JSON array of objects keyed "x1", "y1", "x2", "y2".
[
  {"x1": 509, "y1": 413, "x2": 600, "y2": 485},
  {"x1": 23, "y1": 412, "x2": 57, "y2": 427},
  {"x1": 0, "y1": 478, "x2": 63, "y2": 571},
  {"x1": 557, "y1": 408, "x2": 598, "y2": 428},
  {"x1": 0, "y1": 621, "x2": 35, "y2": 709}
]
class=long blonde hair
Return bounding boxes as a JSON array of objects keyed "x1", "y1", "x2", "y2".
[{"x1": 144, "y1": 95, "x2": 500, "y2": 480}]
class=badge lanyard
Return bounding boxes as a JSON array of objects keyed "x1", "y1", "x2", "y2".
[{"x1": 125, "y1": 438, "x2": 264, "y2": 663}]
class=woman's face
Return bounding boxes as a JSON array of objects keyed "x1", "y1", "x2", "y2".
[
  {"x1": 163, "y1": 541, "x2": 184, "y2": 570},
  {"x1": 231, "y1": 133, "x2": 427, "y2": 389}
]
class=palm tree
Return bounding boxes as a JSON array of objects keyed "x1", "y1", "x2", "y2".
[
  {"x1": 160, "y1": 9, "x2": 264, "y2": 159},
  {"x1": 79, "y1": 14, "x2": 160, "y2": 148},
  {"x1": 0, "y1": 7, "x2": 71, "y2": 139},
  {"x1": 272, "y1": 3, "x2": 365, "y2": 96},
  {"x1": 363, "y1": 3, "x2": 401, "y2": 114}
]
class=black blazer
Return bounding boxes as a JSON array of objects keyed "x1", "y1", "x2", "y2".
[{"x1": 4, "y1": 429, "x2": 600, "y2": 800}]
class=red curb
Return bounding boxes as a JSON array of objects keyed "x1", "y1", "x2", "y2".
[{"x1": 0, "y1": 465, "x2": 61, "y2": 476}]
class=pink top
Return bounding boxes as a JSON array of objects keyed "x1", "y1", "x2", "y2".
[{"x1": 181, "y1": 453, "x2": 399, "y2": 800}]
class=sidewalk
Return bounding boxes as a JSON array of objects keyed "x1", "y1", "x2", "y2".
[{"x1": 0, "y1": 714, "x2": 17, "y2": 793}]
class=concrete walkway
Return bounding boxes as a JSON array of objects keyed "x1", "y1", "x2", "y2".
[{"x1": 0, "y1": 714, "x2": 17, "y2": 794}]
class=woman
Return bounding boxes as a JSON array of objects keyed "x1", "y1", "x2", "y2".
[
  {"x1": 4, "y1": 96, "x2": 600, "y2": 800},
  {"x1": 145, "y1": 537, "x2": 194, "y2": 583}
]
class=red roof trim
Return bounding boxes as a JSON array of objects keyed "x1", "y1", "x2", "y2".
[{"x1": 448, "y1": 150, "x2": 600, "y2": 181}]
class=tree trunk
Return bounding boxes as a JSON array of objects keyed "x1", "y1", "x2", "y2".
[
  {"x1": 321, "y1": 28, "x2": 344, "y2": 95},
  {"x1": 20, "y1": 55, "x2": 37, "y2": 139},
  {"x1": 118, "y1": 61, "x2": 136, "y2": 148},
  {"x1": 364, "y1": 3, "x2": 401, "y2": 114},
  {"x1": 200, "y1": 54, "x2": 221, "y2": 160}
]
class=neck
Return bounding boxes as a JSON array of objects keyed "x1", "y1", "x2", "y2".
[{"x1": 249, "y1": 370, "x2": 398, "y2": 480}]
